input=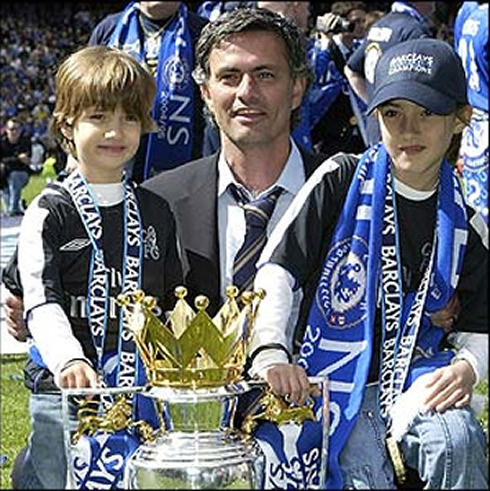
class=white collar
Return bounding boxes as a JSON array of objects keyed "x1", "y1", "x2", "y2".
[
  {"x1": 91, "y1": 182, "x2": 124, "y2": 206},
  {"x1": 394, "y1": 177, "x2": 437, "y2": 201},
  {"x1": 217, "y1": 139, "x2": 306, "y2": 199}
]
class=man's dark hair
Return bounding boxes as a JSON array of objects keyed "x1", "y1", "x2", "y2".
[{"x1": 193, "y1": 7, "x2": 313, "y2": 127}]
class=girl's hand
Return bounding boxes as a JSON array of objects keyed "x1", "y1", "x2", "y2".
[
  {"x1": 58, "y1": 360, "x2": 99, "y2": 389},
  {"x1": 420, "y1": 359, "x2": 475, "y2": 412},
  {"x1": 263, "y1": 363, "x2": 320, "y2": 405}
]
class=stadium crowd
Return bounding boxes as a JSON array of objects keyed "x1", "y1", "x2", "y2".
[
  {"x1": 0, "y1": 2, "x2": 461, "y2": 145},
  {"x1": 0, "y1": 2, "x2": 127, "y2": 141}
]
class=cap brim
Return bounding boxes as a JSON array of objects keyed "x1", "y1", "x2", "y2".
[{"x1": 366, "y1": 80, "x2": 457, "y2": 115}]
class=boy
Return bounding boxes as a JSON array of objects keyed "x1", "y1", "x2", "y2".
[
  {"x1": 250, "y1": 38, "x2": 488, "y2": 489},
  {"x1": 9, "y1": 45, "x2": 183, "y2": 489}
]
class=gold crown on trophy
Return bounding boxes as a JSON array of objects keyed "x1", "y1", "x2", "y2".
[{"x1": 116, "y1": 286, "x2": 265, "y2": 389}]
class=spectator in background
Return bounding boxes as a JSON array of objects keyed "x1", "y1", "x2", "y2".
[
  {"x1": 89, "y1": 1, "x2": 208, "y2": 182},
  {"x1": 453, "y1": 1, "x2": 479, "y2": 46},
  {"x1": 455, "y1": 2, "x2": 488, "y2": 224},
  {"x1": 0, "y1": 2, "x2": 125, "y2": 143},
  {"x1": 309, "y1": 1, "x2": 368, "y2": 155},
  {"x1": 0, "y1": 117, "x2": 31, "y2": 216},
  {"x1": 345, "y1": 1, "x2": 435, "y2": 146},
  {"x1": 30, "y1": 134, "x2": 45, "y2": 174}
]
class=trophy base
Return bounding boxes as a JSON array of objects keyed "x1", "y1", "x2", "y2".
[{"x1": 124, "y1": 431, "x2": 264, "y2": 489}]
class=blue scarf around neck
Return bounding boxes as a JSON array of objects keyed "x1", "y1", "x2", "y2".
[
  {"x1": 298, "y1": 144, "x2": 468, "y2": 489},
  {"x1": 109, "y1": 2, "x2": 195, "y2": 179}
]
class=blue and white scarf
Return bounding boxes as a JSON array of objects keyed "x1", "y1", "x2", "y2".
[
  {"x1": 459, "y1": 108, "x2": 489, "y2": 224},
  {"x1": 391, "y1": 1, "x2": 428, "y2": 25},
  {"x1": 254, "y1": 419, "x2": 324, "y2": 489},
  {"x1": 109, "y1": 2, "x2": 195, "y2": 179},
  {"x1": 297, "y1": 144, "x2": 468, "y2": 489},
  {"x1": 64, "y1": 170, "x2": 156, "y2": 488},
  {"x1": 197, "y1": 0, "x2": 226, "y2": 22},
  {"x1": 70, "y1": 425, "x2": 141, "y2": 489}
]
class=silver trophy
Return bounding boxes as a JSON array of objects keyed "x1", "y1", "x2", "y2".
[{"x1": 62, "y1": 287, "x2": 328, "y2": 489}]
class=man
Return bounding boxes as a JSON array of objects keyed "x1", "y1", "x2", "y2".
[
  {"x1": 89, "y1": 1, "x2": 208, "y2": 182},
  {"x1": 142, "y1": 7, "x2": 326, "y2": 323},
  {"x1": 309, "y1": 1, "x2": 369, "y2": 154},
  {"x1": 345, "y1": 1, "x2": 435, "y2": 145},
  {"x1": 141, "y1": 10, "x2": 334, "y2": 486},
  {"x1": 0, "y1": 118, "x2": 31, "y2": 216}
]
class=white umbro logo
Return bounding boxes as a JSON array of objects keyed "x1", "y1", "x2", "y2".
[{"x1": 59, "y1": 238, "x2": 91, "y2": 252}]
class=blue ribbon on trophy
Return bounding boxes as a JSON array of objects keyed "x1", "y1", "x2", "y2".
[{"x1": 65, "y1": 171, "x2": 158, "y2": 489}]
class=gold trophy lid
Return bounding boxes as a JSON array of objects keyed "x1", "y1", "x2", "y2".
[{"x1": 117, "y1": 286, "x2": 265, "y2": 389}]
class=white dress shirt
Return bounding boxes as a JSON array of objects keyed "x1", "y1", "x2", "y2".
[{"x1": 216, "y1": 139, "x2": 306, "y2": 336}]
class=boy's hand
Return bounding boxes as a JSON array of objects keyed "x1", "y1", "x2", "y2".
[
  {"x1": 263, "y1": 363, "x2": 319, "y2": 405},
  {"x1": 4, "y1": 294, "x2": 28, "y2": 342},
  {"x1": 59, "y1": 360, "x2": 99, "y2": 389},
  {"x1": 428, "y1": 292, "x2": 460, "y2": 331},
  {"x1": 419, "y1": 359, "x2": 475, "y2": 412}
]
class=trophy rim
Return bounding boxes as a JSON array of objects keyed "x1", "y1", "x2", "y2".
[{"x1": 147, "y1": 380, "x2": 252, "y2": 402}]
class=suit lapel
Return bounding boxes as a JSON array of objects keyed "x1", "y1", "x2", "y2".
[
  {"x1": 172, "y1": 156, "x2": 221, "y2": 312},
  {"x1": 300, "y1": 147, "x2": 329, "y2": 178}
]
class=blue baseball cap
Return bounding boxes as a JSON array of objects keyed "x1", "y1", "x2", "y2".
[{"x1": 366, "y1": 38, "x2": 468, "y2": 115}]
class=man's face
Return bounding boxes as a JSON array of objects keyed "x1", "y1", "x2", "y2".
[
  {"x1": 5, "y1": 122, "x2": 21, "y2": 143},
  {"x1": 201, "y1": 30, "x2": 305, "y2": 151},
  {"x1": 347, "y1": 8, "x2": 367, "y2": 39}
]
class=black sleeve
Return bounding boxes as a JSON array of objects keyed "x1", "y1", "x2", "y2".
[
  {"x1": 267, "y1": 154, "x2": 358, "y2": 289},
  {"x1": 159, "y1": 200, "x2": 185, "y2": 312},
  {"x1": 453, "y1": 209, "x2": 488, "y2": 334},
  {"x1": 1, "y1": 248, "x2": 22, "y2": 296},
  {"x1": 137, "y1": 187, "x2": 184, "y2": 313}
]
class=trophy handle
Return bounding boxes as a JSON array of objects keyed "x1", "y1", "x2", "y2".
[
  {"x1": 61, "y1": 385, "x2": 149, "y2": 489},
  {"x1": 240, "y1": 388, "x2": 315, "y2": 434},
  {"x1": 239, "y1": 376, "x2": 329, "y2": 488}
]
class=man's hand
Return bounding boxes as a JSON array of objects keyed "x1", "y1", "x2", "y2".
[
  {"x1": 3, "y1": 294, "x2": 28, "y2": 342},
  {"x1": 315, "y1": 13, "x2": 343, "y2": 34},
  {"x1": 58, "y1": 360, "x2": 99, "y2": 389},
  {"x1": 263, "y1": 363, "x2": 319, "y2": 405},
  {"x1": 429, "y1": 293, "x2": 461, "y2": 331}
]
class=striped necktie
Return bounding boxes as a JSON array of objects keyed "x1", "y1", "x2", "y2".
[{"x1": 230, "y1": 184, "x2": 284, "y2": 293}]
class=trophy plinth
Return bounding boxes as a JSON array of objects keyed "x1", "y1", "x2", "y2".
[
  {"x1": 64, "y1": 287, "x2": 328, "y2": 489},
  {"x1": 115, "y1": 287, "x2": 265, "y2": 489},
  {"x1": 124, "y1": 385, "x2": 264, "y2": 489}
]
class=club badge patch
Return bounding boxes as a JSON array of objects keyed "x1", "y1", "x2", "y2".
[
  {"x1": 162, "y1": 54, "x2": 190, "y2": 90},
  {"x1": 316, "y1": 237, "x2": 368, "y2": 329}
]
